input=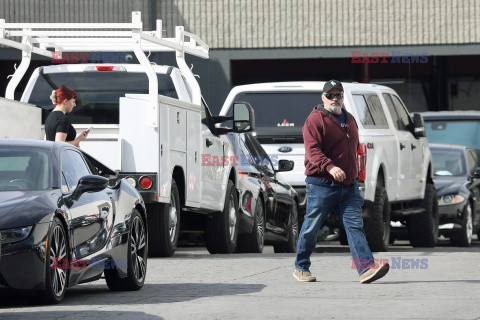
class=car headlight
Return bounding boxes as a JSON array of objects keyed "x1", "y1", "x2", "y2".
[
  {"x1": 438, "y1": 194, "x2": 465, "y2": 205},
  {"x1": 0, "y1": 226, "x2": 33, "y2": 244}
]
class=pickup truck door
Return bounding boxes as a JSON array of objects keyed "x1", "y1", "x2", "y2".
[
  {"x1": 383, "y1": 93, "x2": 422, "y2": 198},
  {"x1": 200, "y1": 101, "x2": 225, "y2": 210}
]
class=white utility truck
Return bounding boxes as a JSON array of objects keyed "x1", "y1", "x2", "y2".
[
  {"x1": 220, "y1": 82, "x2": 438, "y2": 251},
  {"x1": 0, "y1": 12, "x2": 255, "y2": 256}
]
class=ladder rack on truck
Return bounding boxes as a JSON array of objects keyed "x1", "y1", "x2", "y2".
[
  {"x1": 0, "y1": 11, "x2": 209, "y2": 127},
  {"x1": 0, "y1": 11, "x2": 257, "y2": 258}
]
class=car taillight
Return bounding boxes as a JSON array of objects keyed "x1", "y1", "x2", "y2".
[
  {"x1": 96, "y1": 66, "x2": 114, "y2": 71},
  {"x1": 357, "y1": 144, "x2": 367, "y2": 182},
  {"x1": 139, "y1": 176, "x2": 152, "y2": 189}
]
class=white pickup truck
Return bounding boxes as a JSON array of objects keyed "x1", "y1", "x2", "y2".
[
  {"x1": 0, "y1": 12, "x2": 255, "y2": 256},
  {"x1": 220, "y1": 82, "x2": 439, "y2": 251}
]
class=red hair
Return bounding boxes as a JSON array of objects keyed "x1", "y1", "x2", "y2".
[{"x1": 52, "y1": 86, "x2": 78, "y2": 105}]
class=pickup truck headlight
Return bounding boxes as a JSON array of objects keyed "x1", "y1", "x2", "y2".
[
  {"x1": 0, "y1": 226, "x2": 33, "y2": 244},
  {"x1": 438, "y1": 194, "x2": 465, "y2": 206}
]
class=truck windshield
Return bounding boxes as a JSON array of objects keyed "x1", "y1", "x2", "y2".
[
  {"x1": 425, "y1": 120, "x2": 480, "y2": 150},
  {"x1": 28, "y1": 72, "x2": 178, "y2": 124},
  {"x1": 230, "y1": 92, "x2": 322, "y2": 139}
]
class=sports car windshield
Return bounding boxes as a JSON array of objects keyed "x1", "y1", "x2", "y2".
[
  {"x1": 431, "y1": 148, "x2": 466, "y2": 177},
  {"x1": 0, "y1": 148, "x2": 50, "y2": 191}
]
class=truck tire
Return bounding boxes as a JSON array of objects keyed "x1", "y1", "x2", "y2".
[
  {"x1": 237, "y1": 198, "x2": 265, "y2": 253},
  {"x1": 407, "y1": 183, "x2": 439, "y2": 247},
  {"x1": 450, "y1": 201, "x2": 473, "y2": 247},
  {"x1": 147, "y1": 180, "x2": 181, "y2": 257},
  {"x1": 363, "y1": 186, "x2": 391, "y2": 252},
  {"x1": 273, "y1": 203, "x2": 299, "y2": 253},
  {"x1": 206, "y1": 180, "x2": 239, "y2": 254}
]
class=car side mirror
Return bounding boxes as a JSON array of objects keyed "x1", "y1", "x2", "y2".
[
  {"x1": 473, "y1": 167, "x2": 480, "y2": 179},
  {"x1": 233, "y1": 102, "x2": 255, "y2": 133},
  {"x1": 413, "y1": 113, "x2": 426, "y2": 138},
  {"x1": 66, "y1": 175, "x2": 109, "y2": 206},
  {"x1": 276, "y1": 160, "x2": 294, "y2": 172}
]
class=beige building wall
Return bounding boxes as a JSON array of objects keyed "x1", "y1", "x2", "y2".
[{"x1": 1, "y1": 0, "x2": 478, "y2": 49}]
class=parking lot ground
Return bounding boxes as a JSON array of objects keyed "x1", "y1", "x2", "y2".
[{"x1": 1, "y1": 239, "x2": 480, "y2": 320}]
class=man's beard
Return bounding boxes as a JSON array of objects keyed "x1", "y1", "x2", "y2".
[{"x1": 325, "y1": 103, "x2": 342, "y2": 115}]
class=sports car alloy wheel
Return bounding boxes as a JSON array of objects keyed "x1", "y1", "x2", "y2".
[{"x1": 131, "y1": 215, "x2": 147, "y2": 283}]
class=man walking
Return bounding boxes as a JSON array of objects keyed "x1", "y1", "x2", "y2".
[{"x1": 293, "y1": 80, "x2": 389, "y2": 283}]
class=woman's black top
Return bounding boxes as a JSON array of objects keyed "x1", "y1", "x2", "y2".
[{"x1": 44, "y1": 110, "x2": 76, "y2": 142}]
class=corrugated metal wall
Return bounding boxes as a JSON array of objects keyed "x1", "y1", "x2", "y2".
[
  {"x1": 158, "y1": 0, "x2": 480, "y2": 49},
  {"x1": 0, "y1": 0, "x2": 150, "y2": 25},
  {"x1": 1, "y1": 0, "x2": 479, "y2": 49}
]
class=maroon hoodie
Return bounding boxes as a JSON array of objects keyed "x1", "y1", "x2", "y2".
[{"x1": 303, "y1": 106, "x2": 359, "y2": 185}]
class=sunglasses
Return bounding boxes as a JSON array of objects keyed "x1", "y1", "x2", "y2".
[{"x1": 324, "y1": 93, "x2": 344, "y2": 100}]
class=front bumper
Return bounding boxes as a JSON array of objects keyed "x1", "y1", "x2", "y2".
[
  {"x1": 438, "y1": 200, "x2": 466, "y2": 231},
  {"x1": 0, "y1": 223, "x2": 50, "y2": 291}
]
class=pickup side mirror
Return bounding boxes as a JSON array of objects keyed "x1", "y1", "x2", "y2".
[
  {"x1": 216, "y1": 102, "x2": 256, "y2": 135},
  {"x1": 412, "y1": 113, "x2": 426, "y2": 138},
  {"x1": 276, "y1": 160, "x2": 294, "y2": 172},
  {"x1": 473, "y1": 167, "x2": 480, "y2": 179},
  {"x1": 233, "y1": 102, "x2": 255, "y2": 133},
  {"x1": 65, "y1": 175, "x2": 109, "y2": 205}
]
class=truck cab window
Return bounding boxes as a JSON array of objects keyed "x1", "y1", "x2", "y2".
[{"x1": 29, "y1": 72, "x2": 178, "y2": 125}]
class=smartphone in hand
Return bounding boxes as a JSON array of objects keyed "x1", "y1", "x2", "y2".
[{"x1": 84, "y1": 127, "x2": 93, "y2": 136}]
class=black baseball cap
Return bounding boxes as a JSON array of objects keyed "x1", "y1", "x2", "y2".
[{"x1": 323, "y1": 80, "x2": 344, "y2": 93}]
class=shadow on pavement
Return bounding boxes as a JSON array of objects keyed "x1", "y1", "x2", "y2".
[
  {"x1": 0, "y1": 311, "x2": 162, "y2": 320},
  {"x1": 0, "y1": 282, "x2": 265, "y2": 308}
]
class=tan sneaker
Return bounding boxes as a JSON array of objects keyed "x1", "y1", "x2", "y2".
[
  {"x1": 293, "y1": 269, "x2": 316, "y2": 282},
  {"x1": 359, "y1": 262, "x2": 390, "y2": 284}
]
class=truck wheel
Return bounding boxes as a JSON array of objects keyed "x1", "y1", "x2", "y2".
[
  {"x1": 273, "y1": 203, "x2": 299, "y2": 253},
  {"x1": 206, "y1": 180, "x2": 239, "y2": 254},
  {"x1": 363, "y1": 186, "x2": 391, "y2": 252},
  {"x1": 147, "y1": 180, "x2": 181, "y2": 257},
  {"x1": 105, "y1": 209, "x2": 147, "y2": 291},
  {"x1": 450, "y1": 202, "x2": 473, "y2": 247},
  {"x1": 407, "y1": 183, "x2": 439, "y2": 247},
  {"x1": 237, "y1": 198, "x2": 265, "y2": 253}
]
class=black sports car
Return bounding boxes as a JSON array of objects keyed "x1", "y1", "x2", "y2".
[
  {"x1": 430, "y1": 143, "x2": 480, "y2": 246},
  {"x1": 227, "y1": 133, "x2": 299, "y2": 253},
  {"x1": 0, "y1": 140, "x2": 147, "y2": 303}
]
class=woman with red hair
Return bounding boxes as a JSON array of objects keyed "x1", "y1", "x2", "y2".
[{"x1": 44, "y1": 86, "x2": 89, "y2": 147}]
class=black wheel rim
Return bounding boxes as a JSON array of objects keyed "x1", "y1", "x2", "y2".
[
  {"x1": 291, "y1": 205, "x2": 299, "y2": 243},
  {"x1": 131, "y1": 215, "x2": 147, "y2": 283},
  {"x1": 466, "y1": 204, "x2": 473, "y2": 244},
  {"x1": 49, "y1": 225, "x2": 67, "y2": 298},
  {"x1": 256, "y1": 202, "x2": 265, "y2": 249}
]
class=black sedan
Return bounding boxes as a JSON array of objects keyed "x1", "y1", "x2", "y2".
[
  {"x1": 227, "y1": 133, "x2": 299, "y2": 253},
  {"x1": 430, "y1": 143, "x2": 480, "y2": 246},
  {"x1": 0, "y1": 140, "x2": 147, "y2": 303}
]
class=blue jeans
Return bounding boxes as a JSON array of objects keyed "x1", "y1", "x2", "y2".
[{"x1": 295, "y1": 180, "x2": 374, "y2": 275}]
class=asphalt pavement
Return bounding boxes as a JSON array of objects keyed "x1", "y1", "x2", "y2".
[{"x1": 1, "y1": 238, "x2": 479, "y2": 320}]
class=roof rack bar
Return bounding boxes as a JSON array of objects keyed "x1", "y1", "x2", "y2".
[
  {"x1": 0, "y1": 23, "x2": 140, "y2": 29},
  {"x1": 7, "y1": 31, "x2": 136, "y2": 37}
]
